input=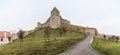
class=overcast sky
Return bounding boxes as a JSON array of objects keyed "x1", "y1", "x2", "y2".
[{"x1": 0, "y1": 0, "x2": 120, "y2": 35}]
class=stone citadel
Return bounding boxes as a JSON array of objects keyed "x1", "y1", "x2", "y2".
[
  {"x1": 12, "y1": 7, "x2": 119, "y2": 41},
  {"x1": 3, "y1": 7, "x2": 119, "y2": 46},
  {"x1": 37, "y1": 7, "x2": 98, "y2": 37}
]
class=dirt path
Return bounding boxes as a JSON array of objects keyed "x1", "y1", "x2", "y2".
[{"x1": 58, "y1": 36, "x2": 103, "y2": 55}]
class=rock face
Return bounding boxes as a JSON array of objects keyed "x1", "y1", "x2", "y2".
[
  {"x1": 37, "y1": 7, "x2": 98, "y2": 37},
  {"x1": 42, "y1": 7, "x2": 70, "y2": 29}
]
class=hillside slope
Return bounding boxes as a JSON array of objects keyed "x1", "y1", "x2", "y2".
[
  {"x1": 92, "y1": 38, "x2": 120, "y2": 55},
  {"x1": 0, "y1": 28, "x2": 86, "y2": 55}
]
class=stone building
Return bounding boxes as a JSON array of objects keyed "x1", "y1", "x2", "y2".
[
  {"x1": 37, "y1": 7, "x2": 98, "y2": 37},
  {"x1": 37, "y1": 22, "x2": 42, "y2": 29},
  {"x1": 42, "y1": 7, "x2": 70, "y2": 29},
  {"x1": 69, "y1": 25, "x2": 98, "y2": 37},
  {"x1": 0, "y1": 31, "x2": 13, "y2": 46},
  {"x1": 85, "y1": 27, "x2": 98, "y2": 37}
]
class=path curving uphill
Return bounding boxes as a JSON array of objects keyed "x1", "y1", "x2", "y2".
[{"x1": 58, "y1": 36, "x2": 104, "y2": 55}]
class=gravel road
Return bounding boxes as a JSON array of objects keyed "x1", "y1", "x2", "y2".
[{"x1": 58, "y1": 36, "x2": 103, "y2": 55}]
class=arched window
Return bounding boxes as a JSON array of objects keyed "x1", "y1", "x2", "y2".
[{"x1": 1, "y1": 38, "x2": 3, "y2": 41}]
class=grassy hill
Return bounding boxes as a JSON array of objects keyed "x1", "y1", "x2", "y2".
[
  {"x1": 91, "y1": 38, "x2": 120, "y2": 55},
  {"x1": 0, "y1": 28, "x2": 86, "y2": 55}
]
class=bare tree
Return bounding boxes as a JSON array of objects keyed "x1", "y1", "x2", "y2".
[
  {"x1": 108, "y1": 37, "x2": 111, "y2": 40},
  {"x1": 17, "y1": 29, "x2": 25, "y2": 55},
  {"x1": 63, "y1": 27, "x2": 67, "y2": 36},
  {"x1": 18, "y1": 29, "x2": 25, "y2": 42},
  {"x1": 44, "y1": 27, "x2": 50, "y2": 41},
  {"x1": 116, "y1": 36, "x2": 119, "y2": 42},
  {"x1": 111, "y1": 36, "x2": 115, "y2": 42},
  {"x1": 59, "y1": 28, "x2": 63, "y2": 37},
  {"x1": 103, "y1": 35, "x2": 106, "y2": 39}
]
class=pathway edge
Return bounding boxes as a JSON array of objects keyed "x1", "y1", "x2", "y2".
[{"x1": 89, "y1": 36, "x2": 105, "y2": 55}]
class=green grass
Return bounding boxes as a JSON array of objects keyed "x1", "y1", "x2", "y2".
[
  {"x1": 0, "y1": 28, "x2": 86, "y2": 55},
  {"x1": 91, "y1": 38, "x2": 120, "y2": 55}
]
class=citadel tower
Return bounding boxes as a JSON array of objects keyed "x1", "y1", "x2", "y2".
[{"x1": 41, "y1": 7, "x2": 70, "y2": 29}]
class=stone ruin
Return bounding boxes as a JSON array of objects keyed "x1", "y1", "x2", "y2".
[
  {"x1": 37, "y1": 7, "x2": 98, "y2": 37},
  {"x1": 10, "y1": 7, "x2": 119, "y2": 42},
  {"x1": 42, "y1": 7, "x2": 70, "y2": 29}
]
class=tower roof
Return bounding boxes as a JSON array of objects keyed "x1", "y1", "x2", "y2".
[
  {"x1": 51, "y1": 7, "x2": 60, "y2": 16},
  {"x1": 0, "y1": 31, "x2": 12, "y2": 38},
  {"x1": 52, "y1": 7, "x2": 59, "y2": 12}
]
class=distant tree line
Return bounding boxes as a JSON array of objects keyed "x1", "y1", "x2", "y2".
[
  {"x1": 103, "y1": 35, "x2": 119, "y2": 42},
  {"x1": 59, "y1": 27, "x2": 67, "y2": 37},
  {"x1": 43, "y1": 27, "x2": 67, "y2": 41},
  {"x1": 44, "y1": 27, "x2": 50, "y2": 41}
]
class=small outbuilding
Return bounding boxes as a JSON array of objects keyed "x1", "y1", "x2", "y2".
[{"x1": 0, "y1": 31, "x2": 13, "y2": 46}]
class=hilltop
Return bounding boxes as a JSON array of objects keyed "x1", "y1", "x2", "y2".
[
  {"x1": 37, "y1": 7, "x2": 120, "y2": 39},
  {"x1": 0, "y1": 28, "x2": 86, "y2": 55},
  {"x1": 37, "y1": 7, "x2": 98, "y2": 37}
]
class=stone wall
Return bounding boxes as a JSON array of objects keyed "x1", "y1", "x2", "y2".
[
  {"x1": 12, "y1": 30, "x2": 34, "y2": 40},
  {"x1": 37, "y1": 7, "x2": 98, "y2": 37},
  {"x1": 85, "y1": 27, "x2": 98, "y2": 37},
  {"x1": 37, "y1": 22, "x2": 42, "y2": 29},
  {"x1": 41, "y1": 7, "x2": 71, "y2": 29},
  {"x1": 49, "y1": 15, "x2": 62, "y2": 28},
  {"x1": 68, "y1": 25, "x2": 97, "y2": 37},
  {"x1": 69, "y1": 25, "x2": 85, "y2": 33}
]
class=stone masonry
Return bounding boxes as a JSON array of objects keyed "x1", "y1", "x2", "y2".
[
  {"x1": 41, "y1": 7, "x2": 70, "y2": 29},
  {"x1": 37, "y1": 7, "x2": 98, "y2": 37}
]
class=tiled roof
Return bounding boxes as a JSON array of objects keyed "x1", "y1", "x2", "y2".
[
  {"x1": 0, "y1": 32, "x2": 4, "y2": 37},
  {"x1": 0, "y1": 31, "x2": 12, "y2": 38}
]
